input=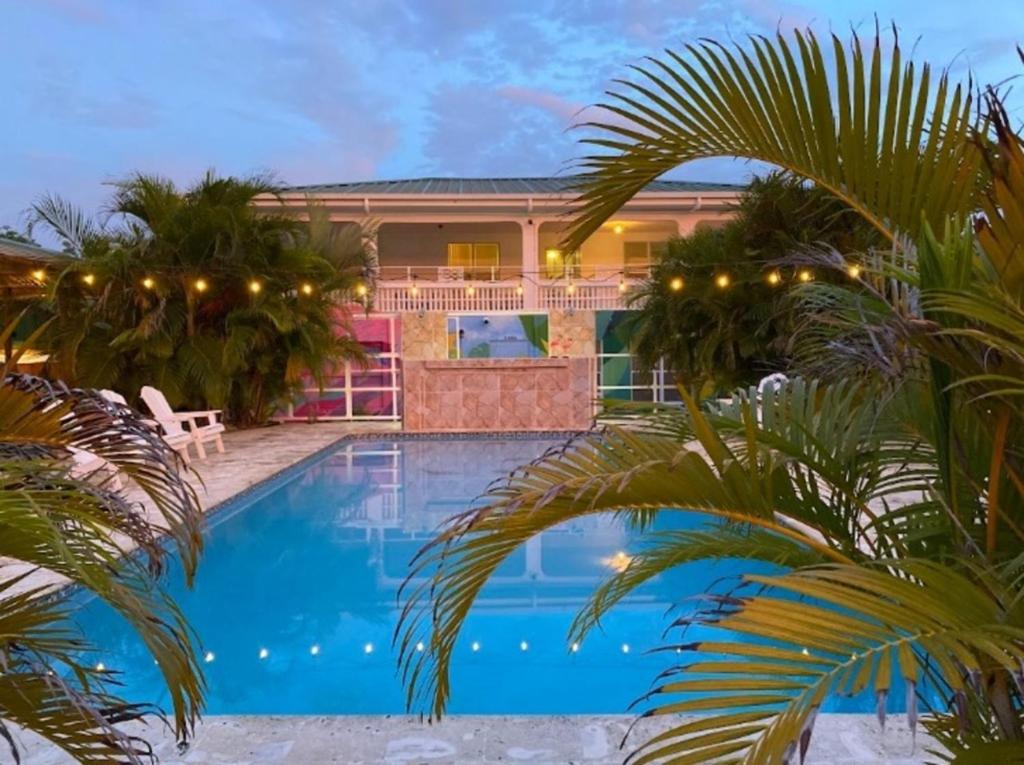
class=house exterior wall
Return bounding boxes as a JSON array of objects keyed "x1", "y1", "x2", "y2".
[{"x1": 376, "y1": 221, "x2": 523, "y2": 268}]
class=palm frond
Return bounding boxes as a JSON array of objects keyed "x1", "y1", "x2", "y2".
[
  {"x1": 630, "y1": 561, "x2": 1024, "y2": 765},
  {"x1": 565, "y1": 29, "x2": 985, "y2": 251}
]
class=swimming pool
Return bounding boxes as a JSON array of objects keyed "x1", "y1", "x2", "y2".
[{"x1": 72, "y1": 436, "x2": 904, "y2": 715}]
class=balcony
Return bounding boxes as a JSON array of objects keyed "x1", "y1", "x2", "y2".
[{"x1": 372, "y1": 265, "x2": 649, "y2": 313}]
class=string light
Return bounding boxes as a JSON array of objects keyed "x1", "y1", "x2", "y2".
[
  {"x1": 570, "y1": 642, "x2": 580, "y2": 653},
  {"x1": 621, "y1": 643, "x2": 631, "y2": 654},
  {"x1": 30, "y1": 269, "x2": 45, "y2": 282},
  {"x1": 355, "y1": 283, "x2": 368, "y2": 297},
  {"x1": 300, "y1": 283, "x2": 314, "y2": 295},
  {"x1": 363, "y1": 642, "x2": 374, "y2": 655},
  {"x1": 310, "y1": 644, "x2": 320, "y2": 656},
  {"x1": 715, "y1": 273, "x2": 731, "y2": 289},
  {"x1": 519, "y1": 640, "x2": 529, "y2": 652},
  {"x1": 846, "y1": 263, "x2": 862, "y2": 279},
  {"x1": 258, "y1": 648, "x2": 269, "y2": 660},
  {"x1": 415, "y1": 641, "x2": 425, "y2": 652},
  {"x1": 82, "y1": 273, "x2": 96, "y2": 286},
  {"x1": 141, "y1": 277, "x2": 155, "y2": 290},
  {"x1": 95, "y1": 662, "x2": 106, "y2": 672},
  {"x1": 248, "y1": 280, "x2": 262, "y2": 294},
  {"x1": 798, "y1": 269, "x2": 813, "y2": 283},
  {"x1": 204, "y1": 651, "x2": 216, "y2": 663},
  {"x1": 471, "y1": 641, "x2": 481, "y2": 652},
  {"x1": 669, "y1": 276, "x2": 684, "y2": 292},
  {"x1": 766, "y1": 271, "x2": 781, "y2": 286},
  {"x1": 194, "y1": 278, "x2": 208, "y2": 293}
]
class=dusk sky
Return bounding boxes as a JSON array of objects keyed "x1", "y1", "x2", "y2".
[{"x1": 3, "y1": 0, "x2": 1023, "y2": 239}]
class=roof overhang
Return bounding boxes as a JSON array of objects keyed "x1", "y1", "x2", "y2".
[{"x1": 253, "y1": 189, "x2": 740, "y2": 220}]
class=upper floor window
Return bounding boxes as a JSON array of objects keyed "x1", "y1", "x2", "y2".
[
  {"x1": 448, "y1": 242, "x2": 500, "y2": 280},
  {"x1": 623, "y1": 241, "x2": 666, "y2": 277},
  {"x1": 543, "y1": 248, "x2": 581, "y2": 279}
]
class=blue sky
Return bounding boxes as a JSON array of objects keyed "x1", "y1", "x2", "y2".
[{"x1": 2, "y1": 0, "x2": 1022, "y2": 237}]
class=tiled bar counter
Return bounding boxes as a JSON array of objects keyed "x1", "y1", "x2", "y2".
[{"x1": 402, "y1": 357, "x2": 595, "y2": 432}]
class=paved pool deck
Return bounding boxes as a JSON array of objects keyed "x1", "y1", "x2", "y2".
[
  {"x1": 18, "y1": 714, "x2": 935, "y2": 764},
  {"x1": 10, "y1": 423, "x2": 939, "y2": 764}
]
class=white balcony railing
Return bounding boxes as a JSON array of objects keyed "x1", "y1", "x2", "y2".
[
  {"x1": 539, "y1": 283, "x2": 629, "y2": 310},
  {"x1": 375, "y1": 282, "x2": 525, "y2": 312},
  {"x1": 371, "y1": 263, "x2": 650, "y2": 312}
]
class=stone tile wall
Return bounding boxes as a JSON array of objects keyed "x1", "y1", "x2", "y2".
[
  {"x1": 403, "y1": 358, "x2": 595, "y2": 432},
  {"x1": 548, "y1": 309, "x2": 596, "y2": 357},
  {"x1": 400, "y1": 312, "x2": 448, "y2": 360}
]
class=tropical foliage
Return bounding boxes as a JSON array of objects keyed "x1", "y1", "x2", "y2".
[
  {"x1": 399, "y1": 29, "x2": 1024, "y2": 764},
  {"x1": 30, "y1": 172, "x2": 370, "y2": 426},
  {"x1": 623, "y1": 173, "x2": 880, "y2": 396},
  {"x1": 0, "y1": 320, "x2": 205, "y2": 762}
]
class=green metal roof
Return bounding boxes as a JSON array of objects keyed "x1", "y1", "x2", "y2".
[
  {"x1": 0, "y1": 236, "x2": 65, "y2": 263},
  {"x1": 282, "y1": 176, "x2": 745, "y2": 195}
]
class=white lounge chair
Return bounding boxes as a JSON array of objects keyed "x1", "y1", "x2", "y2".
[
  {"x1": 101, "y1": 389, "x2": 194, "y2": 465},
  {"x1": 139, "y1": 386, "x2": 225, "y2": 460}
]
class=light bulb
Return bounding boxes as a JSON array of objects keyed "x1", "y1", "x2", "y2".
[
  {"x1": 570, "y1": 642, "x2": 579, "y2": 653},
  {"x1": 300, "y1": 283, "x2": 314, "y2": 295},
  {"x1": 409, "y1": 285, "x2": 419, "y2": 296},
  {"x1": 715, "y1": 273, "x2": 731, "y2": 289},
  {"x1": 798, "y1": 269, "x2": 813, "y2": 283},
  {"x1": 31, "y1": 269, "x2": 45, "y2": 281},
  {"x1": 515, "y1": 284, "x2": 524, "y2": 296},
  {"x1": 566, "y1": 283, "x2": 576, "y2": 295},
  {"x1": 355, "y1": 283, "x2": 368, "y2": 297},
  {"x1": 621, "y1": 643, "x2": 630, "y2": 654},
  {"x1": 847, "y1": 264, "x2": 862, "y2": 279},
  {"x1": 415, "y1": 641, "x2": 425, "y2": 653},
  {"x1": 519, "y1": 640, "x2": 529, "y2": 652},
  {"x1": 766, "y1": 271, "x2": 781, "y2": 286},
  {"x1": 248, "y1": 280, "x2": 262, "y2": 294},
  {"x1": 363, "y1": 643, "x2": 374, "y2": 655},
  {"x1": 618, "y1": 280, "x2": 627, "y2": 293},
  {"x1": 95, "y1": 662, "x2": 106, "y2": 672},
  {"x1": 142, "y1": 277, "x2": 155, "y2": 289},
  {"x1": 466, "y1": 285, "x2": 475, "y2": 296},
  {"x1": 471, "y1": 641, "x2": 481, "y2": 652},
  {"x1": 82, "y1": 273, "x2": 96, "y2": 286},
  {"x1": 194, "y1": 278, "x2": 208, "y2": 293},
  {"x1": 204, "y1": 651, "x2": 215, "y2": 663},
  {"x1": 613, "y1": 224, "x2": 624, "y2": 235},
  {"x1": 669, "y1": 276, "x2": 684, "y2": 292},
  {"x1": 310, "y1": 644, "x2": 320, "y2": 656},
  {"x1": 258, "y1": 648, "x2": 269, "y2": 660}
]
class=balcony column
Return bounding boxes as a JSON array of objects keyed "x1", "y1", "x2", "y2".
[{"x1": 518, "y1": 218, "x2": 540, "y2": 310}]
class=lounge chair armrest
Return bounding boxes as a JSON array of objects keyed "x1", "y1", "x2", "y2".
[{"x1": 172, "y1": 410, "x2": 222, "y2": 424}]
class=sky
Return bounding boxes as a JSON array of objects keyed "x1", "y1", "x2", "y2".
[{"x1": 2, "y1": 0, "x2": 1022, "y2": 241}]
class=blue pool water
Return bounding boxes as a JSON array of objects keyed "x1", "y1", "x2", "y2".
[{"x1": 72, "y1": 436, "x2": 908, "y2": 715}]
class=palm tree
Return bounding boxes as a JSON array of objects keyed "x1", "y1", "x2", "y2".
[
  {"x1": 0, "y1": 321, "x2": 205, "y2": 762},
  {"x1": 397, "y1": 30, "x2": 1024, "y2": 763},
  {"x1": 30, "y1": 172, "x2": 370, "y2": 426},
  {"x1": 623, "y1": 173, "x2": 880, "y2": 398}
]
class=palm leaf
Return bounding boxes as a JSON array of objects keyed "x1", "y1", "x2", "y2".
[
  {"x1": 565, "y1": 29, "x2": 985, "y2": 252},
  {"x1": 630, "y1": 561, "x2": 1024, "y2": 765}
]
